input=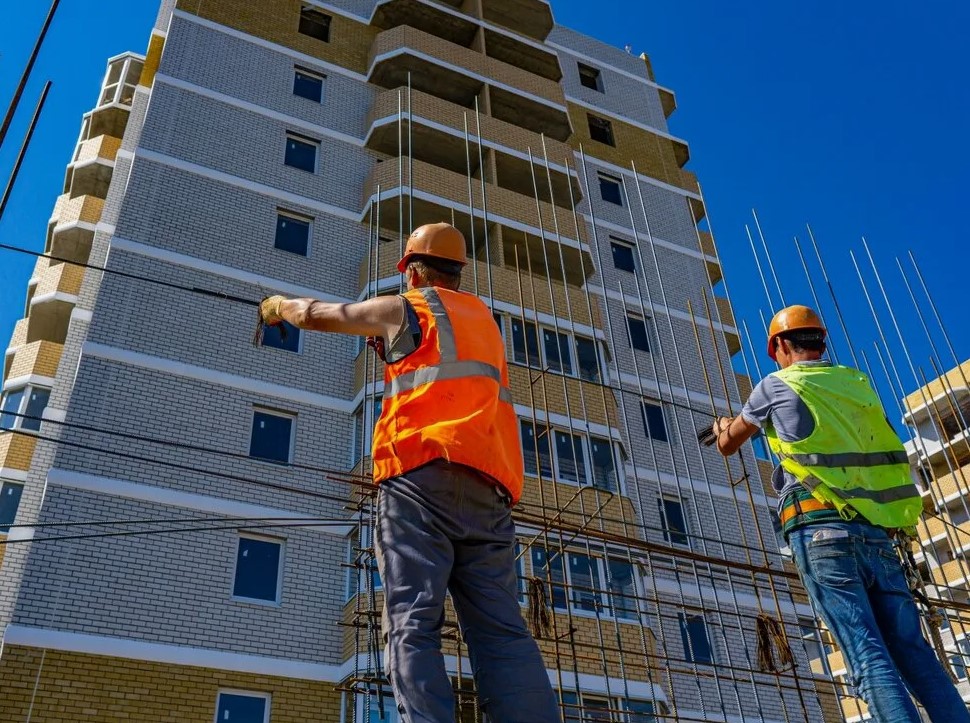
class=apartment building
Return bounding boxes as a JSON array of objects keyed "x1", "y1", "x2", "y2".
[{"x1": 0, "y1": 1, "x2": 830, "y2": 720}]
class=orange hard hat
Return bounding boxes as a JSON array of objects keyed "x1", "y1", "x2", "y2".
[
  {"x1": 397, "y1": 223, "x2": 467, "y2": 272},
  {"x1": 767, "y1": 305, "x2": 826, "y2": 360}
]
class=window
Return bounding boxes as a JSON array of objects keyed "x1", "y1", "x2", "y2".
[
  {"x1": 555, "y1": 430, "x2": 587, "y2": 485},
  {"x1": 606, "y1": 558, "x2": 638, "y2": 620},
  {"x1": 751, "y1": 433, "x2": 771, "y2": 461},
  {"x1": 347, "y1": 526, "x2": 382, "y2": 599},
  {"x1": 533, "y1": 546, "x2": 638, "y2": 620},
  {"x1": 642, "y1": 401, "x2": 669, "y2": 443},
  {"x1": 275, "y1": 211, "x2": 311, "y2": 255},
  {"x1": 589, "y1": 436, "x2": 618, "y2": 492},
  {"x1": 561, "y1": 692, "x2": 662, "y2": 722},
  {"x1": 624, "y1": 699, "x2": 667, "y2": 722},
  {"x1": 951, "y1": 638, "x2": 970, "y2": 681},
  {"x1": 532, "y1": 546, "x2": 567, "y2": 610},
  {"x1": 284, "y1": 132, "x2": 318, "y2": 172},
  {"x1": 543, "y1": 328, "x2": 573, "y2": 375},
  {"x1": 799, "y1": 618, "x2": 823, "y2": 662},
  {"x1": 578, "y1": 63, "x2": 603, "y2": 92},
  {"x1": 353, "y1": 399, "x2": 383, "y2": 464},
  {"x1": 215, "y1": 691, "x2": 270, "y2": 723},
  {"x1": 511, "y1": 318, "x2": 541, "y2": 367},
  {"x1": 293, "y1": 67, "x2": 324, "y2": 102},
  {"x1": 598, "y1": 173, "x2": 623, "y2": 206},
  {"x1": 587, "y1": 114, "x2": 615, "y2": 146},
  {"x1": 627, "y1": 315, "x2": 651, "y2": 353},
  {"x1": 679, "y1": 613, "x2": 714, "y2": 664},
  {"x1": 611, "y1": 238, "x2": 636, "y2": 273},
  {"x1": 232, "y1": 536, "x2": 283, "y2": 603},
  {"x1": 260, "y1": 322, "x2": 300, "y2": 353},
  {"x1": 249, "y1": 409, "x2": 294, "y2": 464},
  {"x1": 0, "y1": 386, "x2": 51, "y2": 432},
  {"x1": 298, "y1": 6, "x2": 332, "y2": 42},
  {"x1": 659, "y1": 497, "x2": 688, "y2": 546},
  {"x1": 521, "y1": 419, "x2": 553, "y2": 479},
  {"x1": 576, "y1": 337, "x2": 601, "y2": 383},
  {"x1": 361, "y1": 692, "x2": 399, "y2": 723},
  {"x1": 0, "y1": 482, "x2": 25, "y2": 534}
]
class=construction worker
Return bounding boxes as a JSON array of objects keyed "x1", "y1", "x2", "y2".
[
  {"x1": 711, "y1": 305, "x2": 969, "y2": 723},
  {"x1": 258, "y1": 223, "x2": 560, "y2": 723}
]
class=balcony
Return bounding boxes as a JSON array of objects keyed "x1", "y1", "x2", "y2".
[
  {"x1": 5, "y1": 341, "x2": 64, "y2": 381},
  {"x1": 368, "y1": 26, "x2": 570, "y2": 140},
  {"x1": 64, "y1": 135, "x2": 121, "y2": 199},
  {"x1": 23, "y1": 263, "x2": 84, "y2": 346},
  {"x1": 697, "y1": 230, "x2": 722, "y2": 285},
  {"x1": 362, "y1": 159, "x2": 593, "y2": 285},
  {"x1": 47, "y1": 194, "x2": 104, "y2": 263},
  {"x1": 480, "y1": 0, "x2": 554, "y2": 42},
  {"x1": 0, "y1": 433, "x2": 38, "y2": 472},
  {"x1": 366, "y1": 89, "x2": 580, "y2": 208},
  {"x1": 82, "y1": 53, "x2": 143, "y2": 139},
  {"x1": 659, "y1": 87, "x2": 676, "y2": 119},
  {"x1": 482, "y1": 28, "x2": 561, "y2": 81},
  {"x1": 712, "y1": 296, "x2": 740, "y2": 356},
  {"x1": 371, "y1": 0, "x2": 478, "y2": 47}
]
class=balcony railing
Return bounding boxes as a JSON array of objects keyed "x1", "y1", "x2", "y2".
[{"x1": 480, "y1": 0, "x2": 554, "y2": 42}]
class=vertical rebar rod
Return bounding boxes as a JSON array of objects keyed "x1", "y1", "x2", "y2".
[
  {"x1": 792, "y1": 235, "x2": 839, "y2": 365},
  {"x1": 0, "y1": 81, "x2": 51, "y2": 221},
  {"x1": 463, "y1": 112, "x2": 479, "y2": 295},
  {"x1": 746, "y1": 224, "x2": 776, "y2": 313},
  {"x1": 0, "y1": 0, "x2": 60, "y2": 150},
  {"x1": 807, "y1": 224, "x2": 859, "y2": 368},
  {"x1": 752, "y1": 209, "x2": 786, "y2": 307},
  {"x1": 473, "y1": 97, "x2": 495, "y2": 311},
  {"x1": 407, "y1": 72, "x2": 413, "y2": 236}
]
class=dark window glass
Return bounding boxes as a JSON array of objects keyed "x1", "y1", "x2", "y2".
[
  {"x1": 611, "y1": 239, "x2": 636, "y2": 272},
  {"x1": 752, "y1": 433, "x2": 771, "y2": 460},
  {"x1": 582, "y1": 696, "x2": 612, "y2": 721},
  {"x1": 642, "y1": 402, "x2": 668, "y2": 442},
  {"x1": 588, "y1": 114, "x2": 615, "y2": 146},
  {"x1": 624, "y1": 699, "x2": 659, "y2": 723},
  {"x1": 627, "y1": 316, "x2": 651, "y2": 352},
  {"x1": 20, "y1": 388, "x2": 50, "y2": 432},
  {"x1": 275, "y1": 213, "x2": 311, "y2": 255},
  {"x1": 233, "y1": 537, "x2": 282, "y2": 602},
  {"x1": 0, "y1": 389, "x2": 25, "y2": 430},
  {"x1": 599, "y1": 174, "x2": 623, "y2": 206},
  {"x1": 542, "y1": 328, "x2": 572, "y2": 375},
  {"x1": 608, "y1": 558, "x2": 637, "y2": 620},
  {"x1": 521, "y1": 420, "x2": 553, "y2": 479},
  {"x1": 298, "y1": 6, "x2": 331, "y2": 42},
  {"x1": 576, "y1": 337, "x2": 600, "y2": 383},
  {"x1": 569, "y1": 552, "x2": 601, "y2": 612},
  {"x1": 249, "y1": 411, "x2": 293, "y2": 463},
  {"x1": 680, "y1": 613, "x2": 714, "y2": 664},
  {"x1": 216, "y1": 692, "x2": 268, "y2": 723},
  {"x1": 511, "y1": 318, "x2": 541, "y2": 367},
  {"x1": 284, "y1": 134, "x2": 317, "y2": 172},
  {"x1": 0, "y1": 482, "x2": 24, "y2": 534},
  {"x1": 531, "y1": 546, "x2": 567, "y2": 609},
  {"x1": 659, "y1": 497, "x2": 688, "y2": 546},
  {"x1": 561, "y1": 691, "x2": 582, "y2": 723},
  {"x1": 578, "y1": 63, "x2": 603, "y2": 92},
  {"x1": 293, "y1": 68, "x2": 324, "y2": 102},
  {"x1": 261, "y1": 322, "x2": 300, "y2": 353},
  {"x1": 554, "y1": 430, "x2": 586, "y2": 485},
  {"x1": 589, "y1": 436, "x2": 617, "y2": 491}
]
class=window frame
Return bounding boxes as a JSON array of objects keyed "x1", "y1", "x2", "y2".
[
  {"x1": 510, "y1": 316, "x2": 606, "y2": 383},
  {"x1": 214, "y1": 690, "x2": 272, "y2": 723},
  {"x1": 626, "y1": 314, "x2": 652, "y2": 353},
  {"x1": 249, "y1": 407, "x2": 296, "y2": 464},
  {"x1": 274, "y1": 209, "x2": 313, "y2": 256},
  {"x1": 577, "y1": 62, "x2": 604, "y2": 92},
  {"x1": 597, "y1": 172, "x2": 624, "y2": 206},
  {"x1": 346, "y1": 525, "x2": 382, "y2": 600},
  {"x1": 587, "y1": 113, "x2": 616, "y2": 147},
  {"x1": 352, "y1": 398, "x2": 384, "y2": 466},
  {"x1": 284, "y1": 131, "x2": 319, "y2": 173},
  {"x1": 231, "y1": 534, "x2": 285, "y2": 606},
  {"x1": 679, "y1": 612, "x2": 715, "y2": 665},
  {"x1": 610, "y1": 237, "x2": 637, "y2": 273},
  {"x1": 292, "y1": 65, "x2": 325, "y2": 103},
  {"x1": 0, "y1": 384, "x2": 52, "y2": 432},
  {"x1": 259, "y1": 321, "x2": 302, "y2": 354},
  {"x1": 658, "y1": 496, "x2": 689, "y2": 547},
  {"x1": 642, "y1": 400, "x2": 670, "y2": 443},
  {"x1": 521, "y1": 418, "x2": 623, "y2": 493},
  {"x1": 0, "y1": 480, "x2": 25, "y2": 534},
  {"x1": 298, "y1": 5, "x2": 332, "y2": 42}
]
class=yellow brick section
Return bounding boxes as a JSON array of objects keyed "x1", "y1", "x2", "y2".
[
  {"x1": 0, "y1": 434, "x2": 38, "y2": 471},
  {"x1": 33, "y1": 262, "x2": 84, "y2": 298},
  {"x1": 568, "y1": 105, "x2": 698, "y2": 194},
  {"x1": 904, "y1": 360, "x2": 970, "y2": 411},
  {"x1": 50, "y1": 194, "x2": 105, "y2": 227},
  {"x1": 73, "y1": 135, "x2": 122, "y2": 164},
  {"x1": 139, "y1": 32, "x2": 166, "y2": 87},
  {"x1": 0, "y1": 646, "x2": 343, "y2": 722},
  {"x1": 0, "y1": 535, "x2": 6, "y2": 568},
  {"x1": 177, "y1": 0, "x2": 377, "y2": 74},
  {"x1": 7, "y1": 341, "x2": 64, "y2": 379},
  {"x1": 9, "y1": 318, "x2": 29, "y2": 349}
]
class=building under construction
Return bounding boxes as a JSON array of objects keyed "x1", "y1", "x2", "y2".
[{"x1": 6, "y1": 0, "x2": 961, "y2": 721}]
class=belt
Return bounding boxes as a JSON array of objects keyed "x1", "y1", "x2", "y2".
[
  {"x1": 780, "y1": 488, "x2": 843, "y2": 539},
  {"x1": 779, "y1": 496, "x2": 837, "y2": 526}
]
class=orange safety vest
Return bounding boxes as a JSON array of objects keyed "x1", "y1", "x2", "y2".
[{"x1": 372, "y1": 287, "x2": 524, "y2": 502}]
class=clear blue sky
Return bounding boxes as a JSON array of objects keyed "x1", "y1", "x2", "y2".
[{"x1": 1, "y1": 1, "x2": 967, "y2": 410}]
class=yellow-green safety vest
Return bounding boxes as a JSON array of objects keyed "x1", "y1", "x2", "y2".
[{"x1": 764, "y1": 363, "x2": 922, "y2": 530}]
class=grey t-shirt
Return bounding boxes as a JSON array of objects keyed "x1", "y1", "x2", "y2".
[{"x1": 741, "y1": 360, "x2": 833, "y2": 506}]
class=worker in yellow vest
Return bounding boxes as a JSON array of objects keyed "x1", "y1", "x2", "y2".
[
  {"x1": 258, "y1": 223, "x2": 560, "y2": 723},
  {"x1": 712, "y1": 305, "x2": 968, "y2": 722}
]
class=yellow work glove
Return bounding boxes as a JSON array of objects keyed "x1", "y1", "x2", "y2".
[{"x1": 259, "y1": 295, "x2": 287, "y2": 326}]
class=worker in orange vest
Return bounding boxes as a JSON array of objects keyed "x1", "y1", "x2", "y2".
[{"x1": 258, "y1": 223, "x2": 560, "y2": 723}]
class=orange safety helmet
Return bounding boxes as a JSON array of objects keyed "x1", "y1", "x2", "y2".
[
  {"x1": 397, "y1": 223, "x2": 468, "y2": 273},
  {"x1": 767, "y1": 305, "x2": 826, "y2": 360}
]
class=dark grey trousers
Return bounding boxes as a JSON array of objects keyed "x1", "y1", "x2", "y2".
[{"x1": 374, "y1": 460, "x2": 561, "y2": 723}]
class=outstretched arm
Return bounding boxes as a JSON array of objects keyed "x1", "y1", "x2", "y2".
[
  {"x1": 713, "y1": 415, "x2": 760, "y2": 456},
  {"x1": 260, "y1": 294, "x2": 405, "y2": 341}
]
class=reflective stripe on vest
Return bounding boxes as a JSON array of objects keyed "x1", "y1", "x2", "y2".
[
  {"x1": 781, "y1": 450, "x2": 909, "y2": 468},
  {"x1": 799, "y1": 474, "x2": 919, "y2": 505},
  {"x1": 383, "y1": 288, "x2": 514, "y2": 403}
]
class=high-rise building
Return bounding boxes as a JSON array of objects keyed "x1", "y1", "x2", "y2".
[{"x1": 0, "y1": 1, "x2": 832, "y2": 720}]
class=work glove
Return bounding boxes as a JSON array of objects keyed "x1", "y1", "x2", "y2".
[{"x1": 253, "y1": 295, "x2": 288, "y2": 347}]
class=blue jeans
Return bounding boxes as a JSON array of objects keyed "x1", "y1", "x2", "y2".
[
  {"x1": 790, "y1": 521, "x2": 970, "y2": 722},
  {"x1": 375, "y1": 460, "x2": 561, "y2": 723}
]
